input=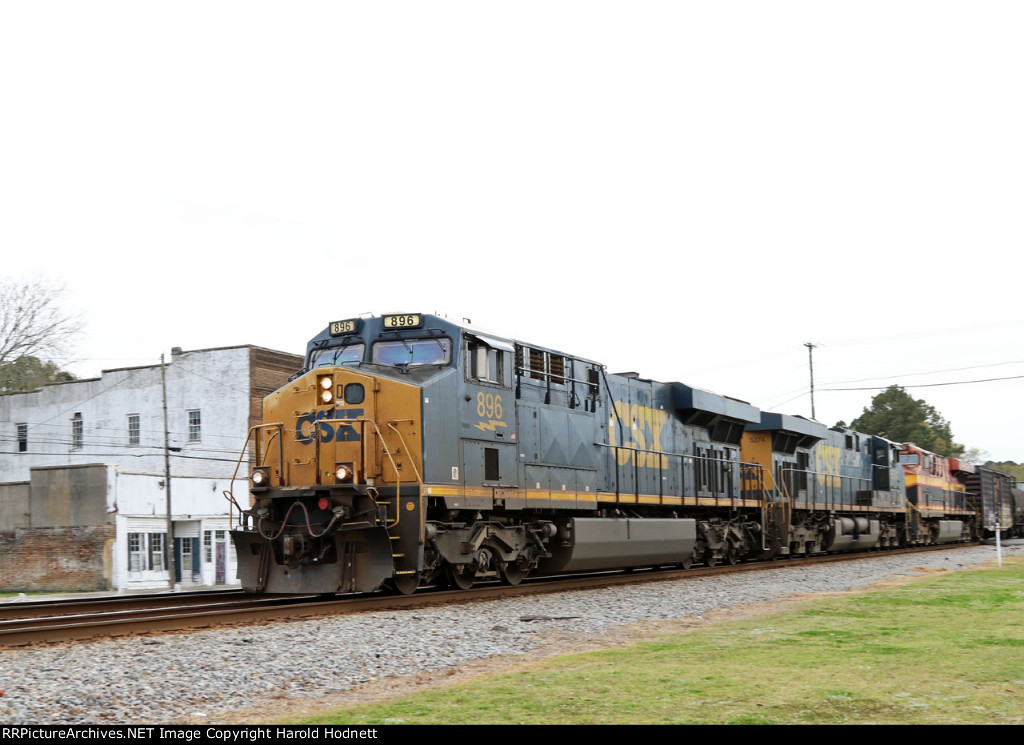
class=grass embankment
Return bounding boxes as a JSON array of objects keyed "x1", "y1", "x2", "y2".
[{"x1": 300, "y1": 557, "x2": 1024, "y2": 725}]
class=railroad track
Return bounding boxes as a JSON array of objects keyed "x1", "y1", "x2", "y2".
[
  {"x1": 0, "y1": 542, "x2": 977, "y2": 648},
  {"x1": 0, "y1": 589, "x2": 247, "y2": 621}
]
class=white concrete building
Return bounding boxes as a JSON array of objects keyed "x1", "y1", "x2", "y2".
[{"x1": 0, "y1": 345, "x2": 302, "y2": 591}]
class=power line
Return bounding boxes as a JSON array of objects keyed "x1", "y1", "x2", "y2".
[
  {"x1": 820, "y1": 373, "x2": 1024, "y2": 392},
  {"x1": 22, "y1": 365, "x2": 150, "y2": 432},
  {"x1": 0, "y1": 448, "x2": 249, "y2": 465},
  {"x1": 757, "y1": 364, "x2": 1024, "y2": 412},
  {"x1": 820, "y1": 359, "x2": 1024, "y2": 386},
  {"x1": 757, "y1": 388, "x2": 812, "y2": 411},
  {"x1": 817, "y1": 319, "x2": 1024, "y2": 348}
]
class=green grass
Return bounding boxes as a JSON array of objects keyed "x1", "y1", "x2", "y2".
[{"x1": 297, "y1": 557, "x2": 1024, "y2": 725}]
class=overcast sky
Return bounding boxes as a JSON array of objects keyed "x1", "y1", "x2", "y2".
[{"x1": 2, "y1": 2, "x2": 1022, "y2": 461}]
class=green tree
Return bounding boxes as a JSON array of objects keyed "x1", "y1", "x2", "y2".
[
  {"x1": 986, "y1": 461, "x2": 1024, "y2": 482},
  {"x1": 849, "y1": 386, "x2": 965, "y2": 457},
  {"x1": 0, "y1": 355, "x2": 75, "y2": 393}
]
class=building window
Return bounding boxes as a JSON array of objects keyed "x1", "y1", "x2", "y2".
[
  {"x1": 180, "y1": 538, "x2": 193, "y2": 573},
  {"x1": 16, "y1": 423, "x2": 27, "y2": 453},
  {"x1": 128, "y1": 533, "x2": 146, "y2": 572},
  {"x1": 150, "y1": 533, "x2": 165, "y2": 571},
  {"x1": 129, "y1": 532, "x2": 167, "y2": 572},
  {"x1": 187, "y1": 409, "x2": 201, "y2": 442},
  {"x1": 71, "y1": 413, "x2": 83, "y2": 450},
  {"x1": 205, "y1": 530, "x2": 228, "y2": 564},
  {"x1": 128, "y1": 414, "x2": 140, "y2": 446}
]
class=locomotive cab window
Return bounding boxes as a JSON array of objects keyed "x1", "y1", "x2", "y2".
[
  {"x1": 311, "y1": 343, "x2": 365, "y2": 368},
  {"x1": 466, "y1": 334, "x2": 512, "y2": 387},
  {"x1": 372, "y1": 338, "x2": 452, "y2": 368}
]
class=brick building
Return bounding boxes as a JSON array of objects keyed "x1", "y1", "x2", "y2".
[{"x1": 0, "y1": 345, "x2": 302, "y2": 592}]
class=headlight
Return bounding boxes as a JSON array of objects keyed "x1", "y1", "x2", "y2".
[
  {"x1": 335, "y1": 462, "x2": 354, "y2": 483},
  {"x1": 251, "y1": 467, "x2": 271, "y2": 487},
  {"x1": 317, "y1": 375, "x2": 334, "y2": 405}
]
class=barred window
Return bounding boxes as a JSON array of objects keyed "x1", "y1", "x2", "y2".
[
  {"x1": 188, "y1": 409, "x2": 201, "y2": 442},
  {"x1": 549, "y1": 354, "x2": 566, "y2": 385},
  {"x1": 528, "y1": 348, "x2": 545, "y2": 381}
]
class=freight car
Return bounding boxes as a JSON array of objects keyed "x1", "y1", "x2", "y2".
[
  {"x1": 1012, "y1": 483, "x2": 1024, "y2": 537},
  {"x1": 952, "y1": 460, "x2": 1023, "y2": 539},
  {"x1": 227, "y1": 313, "x2": 976, "y2": 595}
]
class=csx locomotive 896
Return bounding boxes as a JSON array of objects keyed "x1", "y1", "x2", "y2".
[{"x1": 228, "y1": 313, "x2": 979, "y2": 595}]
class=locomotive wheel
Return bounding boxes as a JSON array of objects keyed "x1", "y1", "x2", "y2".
[
  {"x1": 703, "y1": 550, "x2": 717, "y2": 568},
  {"x1": 501, "y1": 563, "x2": 526, "y2": 586},
  {"x1": 679, "y1": 555, "x2": 693, "y2": 570},
  {"x1": 446, "y1": 565, "x2": 475, "y2": 590},
  {"x1": 724, "y1": 544, "x2": 739, "y2": 565},
  {"x1": 389, "y1": 573, "x2": 420, "y2": 596}
]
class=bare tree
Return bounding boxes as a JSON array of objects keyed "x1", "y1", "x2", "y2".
[{"x1": 0, "y1": 278, "x2": 83, "y2": 368}]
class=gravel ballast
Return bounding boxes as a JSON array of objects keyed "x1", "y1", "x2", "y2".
[{"x1": 0, "y1": 543, "x2": 1016, "y2": 724}]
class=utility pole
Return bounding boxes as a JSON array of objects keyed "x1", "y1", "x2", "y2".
[
  {"x1": 161, "y1": 354, "x2": 175, "y2": 590},
  {"x1": 804, "y1": 342, "x2": 817, "y2": 420}
]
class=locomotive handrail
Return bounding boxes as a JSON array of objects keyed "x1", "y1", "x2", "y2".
[
  {"x1": 778, "y1": 466, "x2": 873, "y2": 513},
  {"x1": 599, "y1": 442, "x2": 774, "y2": 551},
  {"x1": 905, "y1": 499, "x2": 922, "y2": 527},
  {"x1": 313, "y1": 415, "x2": 420, "y2": 529},
  {"x1": 597, "y1": 442, "x2": 760, "y2": 509},
  {"x1": 739, "y1": 463, "x2": 773, "y2": 551},
  {"x1": 225, "y1": 422, "x2": 285, "y2": 527},
  {"x1": 513, "y1": 362, "x2": 604, "y2": 392},
  {"x1": 601, "y1": 367, "x2": 627, "y2": 498}
]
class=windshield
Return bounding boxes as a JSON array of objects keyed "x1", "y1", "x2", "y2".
[
  {"x1": 372, "y1": 338, "x2": 451, "y2": 367},
  {"x1": 311, "y1": 344, "x2": 365, "y2": 368}
]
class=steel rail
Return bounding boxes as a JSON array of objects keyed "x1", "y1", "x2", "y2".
[
  {"x1": 0, "y1": 543, "x2": 980, "y2": 648},
  {"x1": 0, "y1": 589, "x2": 248, "y2": 621}
]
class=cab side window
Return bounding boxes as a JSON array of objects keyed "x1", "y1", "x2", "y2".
[{"x1": 467, "y1": 338, "x2": 511, "y2": 387}]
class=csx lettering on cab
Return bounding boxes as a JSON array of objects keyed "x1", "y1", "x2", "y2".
[{"x1": 296, "y1": 408, "x2": 364, "y2": 444}]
